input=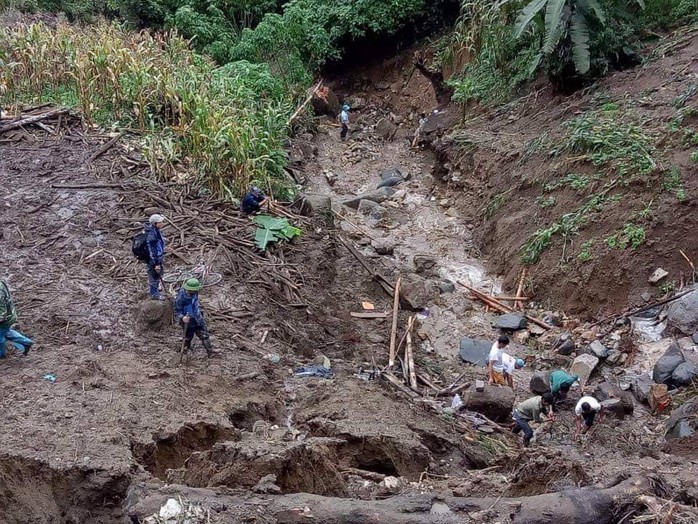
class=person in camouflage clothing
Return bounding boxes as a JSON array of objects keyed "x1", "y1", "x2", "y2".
[{"x1": 0, "y1": 280, "x2": 33, "y2": 359}]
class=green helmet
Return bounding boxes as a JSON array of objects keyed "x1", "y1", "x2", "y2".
[{"x1": 183, "y1": 278, "x2": 202, "y2": 291}]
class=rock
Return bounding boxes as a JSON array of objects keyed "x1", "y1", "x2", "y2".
[
  {"x1": 343, "y1": 187, "x2": 396, "y2": 209},
  {"x1": 445, "y1": 207, "x2": 460, "y2": 218},
  {"x1": 137, "y1": 299, "x2": 173, "y2": 333},
  {"x1": 253, "y1": 474, "x2": 282, "y2": 494},
  {"x1": 570, "y1": 354, "x2": 599, "y2": 386},
  {"x1": 665, "y1": 398, "x2": 698, "y2": 440},
  {"x1": 357, "y1": 199, "x2": 379, "y2": 214},
  {"x1": 369, "y1": 205, "x2": 386, "y2": 221},
  {"x1": 641, "y1": 291, "x2": 652, "y2": 302},
  {"x1": 311, "y1": 87, "x2": 340, "y2": 117},
  {"x1": 606, "y1": 349, "x2": 623, "y2": 365},
  {"x1": 430, "y1": 502, "x2": 452, "y2": 515},
  {"x1": 475, "y1": 380, "x2": 485, "y2": 392},
  {"x1": 400, "y1": 277, "x2": 439, "y2": 310},
  {"x1": 371, "y1": 240, "x2": 394, "y2": 256},
  {"x1": 601, "y1": 399, "x2": 629, "y2": 420},
  {"x1": 530, "y1": 372, "x2": 551, "y2": 395},
  {"x1": 666, "y1": 288, "x2": 698, "y2": 335},
  {"x1": 463, "y1": 384, "x2": 516, "y2": 422},
  {"x1": 414, "y1": 255, "x2": 437, "y2": 275},
  {"x1": 594, "y1": 382, "x2": 634, "y2": 418},
  {"x1": 437, "y1": 280, "x2": 455, "y2": 294},
  {"x1": 345, "y1": 96, "x2": 366, "y2": 110},
  {"x1": 558, "y1": 339, "x2": 576, "y2": 356},
  {"x1": 542, "y1": 312, "x2": 561, "y2": 327},
  {"x1": 301, "y1": 194, "x2": 331, "y2": 216},
  {"x1": 377, "y1": 168, "x2": 405, "y2": 189},
  {"x1": 652, "y1": 343, "x2": 686, "y2": 385},
  {"x1": 459, "y1": 338, "x2": 492, "y2": 367},
  {"x1": 513, "y1": 330, "x2": 531, "y2": 345},
  {"x1": 375, "y1": 118, "x2": 398, "y2": 140},
  {"x1": 648, "y1": 268, "x2": 669, "y2": 284},
  {"x1": 631, "y1": 374, "x2": 653, "y2": 403},
  {"x1": 672, "y1": 362, "x2": 697, "y2": 387},
  {"x1": 494, "y1": 313, "x2": 528, "y2": 331},
  {"x1": 366, "y1": 333, "x2": 386, "y2": 344},
  {"x1": 589, "y1": 340, "x2": 609, "y2": 359},
  {"x1": 693, "y1": 332, "x2": 698, "y2": 344}
]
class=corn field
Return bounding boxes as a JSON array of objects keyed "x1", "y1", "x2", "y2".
[{"x1": 0, "y1": 22, "x2": 292, "y2": 197}]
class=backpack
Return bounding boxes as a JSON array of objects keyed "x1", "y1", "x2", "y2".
[{"x1": 132, "y1": 231, "x2": 150, "y2": 262}]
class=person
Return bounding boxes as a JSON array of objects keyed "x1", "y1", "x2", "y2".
[
  {"x1": 174, "y1": 278, "x2": 215, "y2": 357},
  {"x1": 575, "y1": 396, "x2": 603, "y2": 439},
  {"x1": 0, "y1": 280, "x2": 33, "y2": 359},
  {"x1": 549, "y1": 369, "x2": 579, "y2": 401},
  {"x1": 146, "y1": 214, "x2": 166, "y2": 300},
  {"x1": 339, "y1": 104, "x2": 350, "y2": 141},
  {"x1": 241, "y1": 186, "x2": 268, "y2": 215},
  {"x1": 502, "y1": 353, "x2": 526, "y2": 388},
  {"x1": 512, "y1": 393, "x2": 556, "y2": 447},
  {"x1": 412, "y1": 112, "x2": 428, "y2": 146},
  {"x1": 487, "y1": 335, "x2": 510, "y2": 385}
]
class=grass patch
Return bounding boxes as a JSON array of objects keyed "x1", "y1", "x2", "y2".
[
  {"x1": 577, "y1": 240, "x2": 593, "y2": 262},
  {"x1": 662, "y1": 167, "x2": 687, "y2": 201},
  {"x1": 482, "y1": 189, "x2": 513, "y2": 218},
  {"x1": 606, "y1": 223, "x2": 646, "y2": 250},
  {"x1": 543, "y1": 173, "x2": 592, "y2": 193},
  {"x1": 535, "y1": 195, "x2": 557, "y2": 208}
]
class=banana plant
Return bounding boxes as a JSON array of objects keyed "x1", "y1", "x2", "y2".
[{"x1": 514, "y1": 0, "x2": 607, "y2": 74}]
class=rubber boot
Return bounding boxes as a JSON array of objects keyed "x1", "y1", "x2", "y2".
[{"x1": 201, "y1": 336, "x2": 217, "y2": 357}]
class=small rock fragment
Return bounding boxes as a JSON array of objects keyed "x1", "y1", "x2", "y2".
[{"x1": 648, "y1": 268, "x2": 669, "y2": 284}]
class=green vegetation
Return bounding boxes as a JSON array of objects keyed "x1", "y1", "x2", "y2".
[
  {"x1": 577, "y1": 239, "x2": 593, "y2": 262},
  {"x1": 663, "y1": 167, "x2": 687, "y2": 201},
  {"x1": 253, "y1": 215, "x2": 301, "y2": 250},
  {"x1": 482, "y1": 189, "x2": 513, "y2": 218},
  {"x1": 543, "y1": 173, "x2": 591, "y2": 192},
  {"x1": 0, "y1": 22, "x2": 292, "y2": 198},
  {"x1": 535, "y1": 195, "x2": 557, "y2": 208},
  {"x1": 606, "y1": 223, "x2": 646, "y2": 250}
]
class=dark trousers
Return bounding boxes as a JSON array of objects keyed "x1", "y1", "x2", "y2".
[
  {"x1": 182, "y1": 318, "x2": 211, "y2": 351},
  {"x1": 147, "y1": 263, "x2": 162, "y2": 296},
  {"x1": 340, "y1": 123, "x2": 348, "y2": 140},
  {"x1": 582, "y1": 411, "x2": 597, "y2": 428},
  {"x1": 512, "y1": 411, "x2": 534, "y2": 445}
]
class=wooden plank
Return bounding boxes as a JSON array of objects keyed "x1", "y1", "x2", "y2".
[
  {"x1": 406, "y1": 316, "x2": 417, "y2": 388},
  {"x1": 350, "y1": 312, "x2": 388, "y2": 319},
  {"x1": 388, "y1": 277, "x2": 401, "y2": 368},
  {"x1": 0, "y1": 108, "x2": 69, "y2": 133}
]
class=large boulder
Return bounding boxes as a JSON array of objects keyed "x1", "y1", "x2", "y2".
[
  {"x1": 569, "y1": 354, "x2": 599, "y2": 386},
  {"x1": 300, "y1": 194, "x2": 332, "y2": 216},
  {"x1": 665, "y1": 398, "x2": 698, "y2": 440},
  {"x1": 553, "y1": 333, "x2": 575, "y2": 356},
  {"x1": 136, "y1": 299, "x2": 173, "y2": 333},
  {"x1": 343, "y1": 187, "x2": 395, "y2": 209},
  {"x1": 666, "y1": 288, "x2": 698, "y2": 335},
  {"x1": 594, "y1": 382, "x2": 634, "y2": 419},
  {"x1": 311, "y1": 86, "x2": 340, "y2": 117},
  {"x1": 631, "y1": 374, "x2": 653, "y2": 404},
  {"x1": 413, "y1": 255, "x2": 437, "y2": 275},
  {"x1": 400, "y1": 276, "x2": 439, "y2": 310},
  {"x1": 462, "y1": 384, "x2": 516, "y2": 422},
  {"x1": 672, "y1": 362, "x2": 697, "y2": 387},
  {"x1": 494, "y1": 313, "x2": 528, "y2": 331},
  {"x1": 459, "y1": 338, "x2": 492, "y2": 367},
  {"x1": 652, "y1": 343, "x2": 686, "y2": 386},
  {"x1": 588, "y1": 340, "x2": 609, "y2": 359},
  {"x1": 530, "y1": 371, "x2": 550, "y2": 395},
  {"x1": 375, "y1": 118, "x2": 398, "y2": 140}
]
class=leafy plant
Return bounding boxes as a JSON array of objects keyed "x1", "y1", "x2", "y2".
[
  {"x1": 543, "y1": 172, "x2": 590, "y2": 192},
  {"x1": 514, "y1": 0, "x2": 608, "y2": 75},
  {"x1": 577, "y1": 239, "x2": 593, "y2": 261},
  {"x1": 663, "y1": 167, "x2": 687, "y2": 201},
  {"x1": 253, "y1": 214, "x2": 301, "y2": 250},
  {"x1": 606, "y1": 222, "x2": 645, "y2": 250},
  {"x1": 535, "y1": 195, "x2": 557, "y2": 208}
]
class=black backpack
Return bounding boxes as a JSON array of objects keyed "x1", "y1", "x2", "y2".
[{"x1": 132, "y1": 230, "x2": 150, "y2": 262}]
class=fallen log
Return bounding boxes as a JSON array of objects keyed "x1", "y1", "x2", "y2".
[
  {"x1": 126, "y1": 477, "x2": 653, "y2": 524},
  {"x1": 589, "y1": 289, "x2": 693, "y2": 328},
  {"x1": 0, "y1": 108, "x2": 69, "y2": 133},
  {"x1": 88, "y1": 133, "x2": 122, "y2": 163}
]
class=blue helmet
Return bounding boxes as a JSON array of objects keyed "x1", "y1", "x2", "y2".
[
  {"x1": 515, "y1": 358, "x2": 525, "y2": 369},
  {"x1": 342, "y1": 104, "x2": 350, "y2": 111}
]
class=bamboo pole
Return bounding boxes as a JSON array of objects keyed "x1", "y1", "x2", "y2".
[
  {"x1": 286, "y1": 80, "x2": 323, "y2": 126},
  {"x1": 514, "y1": 268, "x2": 527, "y2": 311},
  {"x1": 388, "y1": 277, "x2": 401, "y2": 368},
  {"x1": 406, "y1": 316, "x2": 417, "y2": 388}
]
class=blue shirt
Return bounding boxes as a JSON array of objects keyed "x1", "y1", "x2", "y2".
[
  {"x1": 242, "y1": 191, "x2": 265, "y2": 214},
  {"x1": 145, "y1": 223, "x2": 165, "y2": 265},
  {"x1": 340, "y1": 110, "x2": 349, "y2": 124},
  {"x1": 174, "y1": 288, "x2": 203, "y2": 324}
]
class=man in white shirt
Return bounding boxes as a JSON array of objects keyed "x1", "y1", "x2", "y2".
[
  {"x1": 339, "y1": 104, "x2": 350, "y2": 141},
  {"x1": 575, "y1": 396, "x2": 603, "y2": 438},
  {"x1": 488, "y1": 335, "x2": 511, "y2": 386},
  {"x1": 502, "y1": 353, "x2": 525, "y2": 388}
]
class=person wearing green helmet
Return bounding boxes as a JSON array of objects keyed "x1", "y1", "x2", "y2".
[
  {"x1": 339, "y1": 103, "x2": 350, "y2": 141},
  {"x1": 174, "y1": 278, "x2": 215, "y2": 357}
]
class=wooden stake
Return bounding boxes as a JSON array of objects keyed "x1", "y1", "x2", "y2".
[
  {"x1": 406, "y1": 316, "x2": 417, "y2": 388},
  {"x1": 388, "y1": 277, "x2": 401, "y2": 368},
  {"x1": 286, "y1": 80, "x2": 323, "y2": 127},
  {"x1": 515, "y1": 268, "x2": 527, "y2": 311}
]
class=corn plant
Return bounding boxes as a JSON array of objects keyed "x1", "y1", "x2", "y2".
[{"x1": 0, "y1": 21, "x2": 293, "y2": 198}]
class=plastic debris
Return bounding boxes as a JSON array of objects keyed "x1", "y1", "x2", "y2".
[
  {"x1": 143, "y1": 497, "x2": 207, "y2": 524},
  {"x1": 451, "y1": 394, "x2": 463, "y2": 410},
  {"x1": 295, "y1": 365, "x2": 334, "y2": 378},
  {"x1": 43, "y1": 374, "x2": 57, "y2": 382},
  {"x1": 159, "y1": 499, "x2": 182, "y2": 520}
]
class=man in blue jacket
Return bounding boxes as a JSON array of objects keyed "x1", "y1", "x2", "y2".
[
  {"x1": 146, "y1": 214, "x2": 166, "y2": 300},
  {"x1": 174, "y1": 278, "x2": 215, "y2": 357},
  {"x1": 0, "y1": 280, "x2": 32, "y2": 359},
  {"x1": 241, "y1": 186, "x2": 268, "y2": 215}
]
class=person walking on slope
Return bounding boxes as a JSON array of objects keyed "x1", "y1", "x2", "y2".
[
  {"x1": 0, "y1": 280, "x2": 33, "y2": 359},
  {"x1": 488, "y1": 335, "x2": 516, "y2": 386},
  {"x1": 512, "y1": 393, "x2": 555, "y2": 447},
  {"x1": 575, "y1": 395, "x2": 603, "y2": 439},
  {"x1": 145, "y1": 214, "x2": 166, "y2": 300},
  {"x1": 174, "y1": 278, "x2": 215, "y2": 357},
  {"x1": 501, "y1": 353, "x2": 526, "y2": 388},
  {"x1": 339, "y1": 104, "x2": 350, "y2": 141}
]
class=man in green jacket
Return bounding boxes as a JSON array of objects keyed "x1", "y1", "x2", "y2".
[
  {"x1": 0, "y1": 280, "x2": 33, "y2": 359},
  {"x1": 549, "y1": 369, "x2": 579, "y2": 401},
  {"x1": 512, "y1": 393, "x2": 555, "y2": 447}
]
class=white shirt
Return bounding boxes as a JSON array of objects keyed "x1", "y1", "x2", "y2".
[
  {"x1": 488, "y1": 343, "x2": 504, "y2": 372},
  {"x1": 502, "y1": 353, "x2": 516, "y2": 375},
  {"x1": 340, "y1": 110, "x2": 349, "y2": 124},
  {"x1": 575, "y1": 396, "x2": 601, "y2": 415}
]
